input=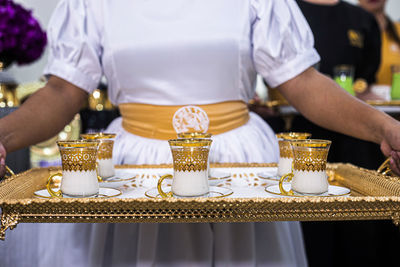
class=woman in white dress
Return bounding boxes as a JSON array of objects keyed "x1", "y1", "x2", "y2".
[{"x1": 2, "y1": 0, "x2": 400, "y2": 266}]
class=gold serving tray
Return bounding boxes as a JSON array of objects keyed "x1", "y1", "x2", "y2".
[{"x1": 1, "y1": 163, "x2": 400, "y2": 240}]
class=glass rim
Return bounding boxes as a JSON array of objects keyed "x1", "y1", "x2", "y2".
[
  {"x1": 276, "y1": 132, "x2": 311, "y2": 140},
  {"x1": 80, "y1": 133, "x2": 117, "y2": 140},
  {"x1": 333, "y1": 64, "x2": 354, "y2": 72},
  {"x1": 57, "y1": 140, "x2": 100, "y2": 148},
  {"x1": 290, "y1": 139, "x2": 331, "y2": 148},
  {"x1": 177, "y1": 132, "x2": 212, "y2": 138},
  {"x1": 169, "y1": 138, "x2": 212, "y2": 147}
]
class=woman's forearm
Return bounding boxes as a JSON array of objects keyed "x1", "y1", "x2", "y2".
[
  {"x1": 277, "y1": 67, "x2": 395, "y2": 144},
  {"x1": 0, "y1": 76, "x2": 88, "y2": 153}
]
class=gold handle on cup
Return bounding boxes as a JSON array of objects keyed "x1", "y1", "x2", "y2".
[
  {"x1": 95, "y1": 162, "x2": 103, "y2": 182},
  {"x1": 377, "y1": 157, "x2": 392, "y2": 176},
  {"x1": 279, "y1": 173, "x2": 294, "y2": 196},
  {"x1": 46, "y1": 173, "x2": 63, "y2": 198},
  {"x1": 157, "y1": 174, "x2": 173, "y2": 198}
]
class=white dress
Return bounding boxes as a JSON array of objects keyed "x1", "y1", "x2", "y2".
[{"x1": 0, "y1": 0, "x2": 319, "y2": 266}]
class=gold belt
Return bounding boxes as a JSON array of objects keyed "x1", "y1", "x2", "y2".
[{"x1": 119, "y1": 101, "x2": 250, "y2": 140}]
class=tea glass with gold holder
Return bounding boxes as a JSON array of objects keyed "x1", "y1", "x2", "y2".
[
  {"x1": 80, "y1": 133, "x2": 116, "y2": 179},
  {"x1": 279, "y1": 139, "x2": 332, "y2": 196},
  {"x1": 46, "y1": 140, "x2": 100, "y2": 198},
  {"x1": 177, "y1": 132, "x2": 231, "y2": 184},
  {"x1": 258, "y1": 132, "x2": 311, "y2": 181},
  {"x1": 157, "y1": 138, "x2": 213, "y2": 197}
]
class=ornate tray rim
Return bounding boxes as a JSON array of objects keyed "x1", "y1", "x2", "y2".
[{"x1": 1, "y1": 163, "x2": 400, "y2": 240}]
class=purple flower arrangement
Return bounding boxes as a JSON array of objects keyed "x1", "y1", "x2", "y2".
[{"x1": 0, "y1": 0, "x2": 47, "y2": 67}]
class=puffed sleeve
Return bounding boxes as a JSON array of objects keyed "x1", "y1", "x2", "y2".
[
  {"x1": 43, "y1": 0, "x2": 102, "y2": 93},
  {"x1": 251, "y1": 0, "x2": 320, "y2": 88}
]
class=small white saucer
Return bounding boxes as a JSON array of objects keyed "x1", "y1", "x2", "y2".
[
  {"x1": 209, "y1": 170, "x2": 231, "y2": 180},
  {"x1": 145, "y1": 186, "x2": 233, "y2": 199},
  {"x1": 209, "y1": 170, "x2": 231, "y2": 186},
  {"x1": 99, "y1": 173, "x2": 136, "y2": 188},
  {"x1": 34, "y1": 187, "x2": 122, "y2": 199},
  {"x1": 265, "y1": 184, "x2": 350, "y2": 197},
  {"x1": 257, "y1": 172, "x2": 280, "y2": 181}
]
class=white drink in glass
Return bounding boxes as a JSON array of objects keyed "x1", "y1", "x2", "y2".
[
  {"x1": 61, "y1": 170, "x2": 99, "y2": 197},
  {"x1": 172, "y1": 170, "x2": 209, "y2": 197},
  {"x1": 278, "y1": 157, "x2": 293, "y2": 177},
  {"x1": 291, "y1": 170, "x2": 328, "y2": 195},
  {"x1": 98, "y1": 158, "x2": 115, "y2": 178}
]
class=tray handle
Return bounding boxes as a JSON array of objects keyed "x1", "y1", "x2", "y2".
[
  {"x1": 1, "y1": 165, "x2": 15, "y2": 180},
  {"x1": 5, "y1": 165, "x2": 15, "y2": 177},
  {"x1": 377, "y1": 157, "x2": 392, "y2": 176}
]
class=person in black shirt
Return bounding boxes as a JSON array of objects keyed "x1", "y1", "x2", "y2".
[{"x1": 297, "y1": 0, "x2": 381, "y2": 89}]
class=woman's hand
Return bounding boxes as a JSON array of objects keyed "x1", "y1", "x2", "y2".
[
  {"x1": 0, "y1": 142, "x2": 7, "y2": 177},
  {"x1": 380, "y1": 121, "x2": 400, "y2": 176}
]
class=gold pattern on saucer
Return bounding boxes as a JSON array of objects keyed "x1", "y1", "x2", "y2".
[
  {"x1": 265, "y1": 185, "x2": 350, "y2": 198},
  {"x1": 146, "y1": 186, "x2": 233, "y2": 199},
  {"x1": 97, "y1": 140, "x2": 113, "y2": 160},
  {"x1": 58, "y1": 141, "x2": 99, "y2": 172},
  {"x1": 34, "y1": 187, "x2": 123, "y2": 199},
  {"x1": 276, "y1": 132, "x2": 311, "y2": 158},
  {"x1": 291, "y1": 140, "x2": 331, "y2": 172}
]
